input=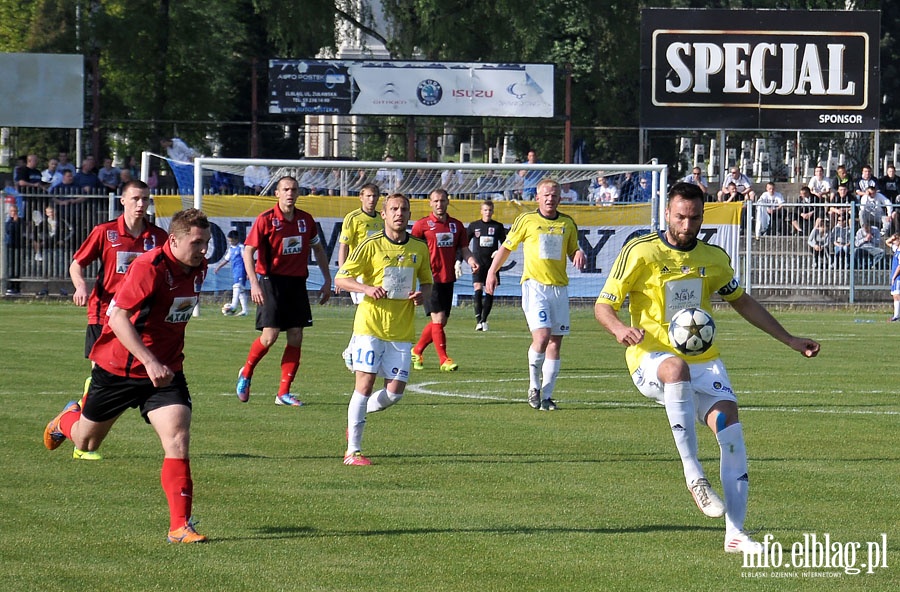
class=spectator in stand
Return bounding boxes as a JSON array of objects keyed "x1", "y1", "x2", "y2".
[
  {"x1": 855, "y1": 223, "x2": 885, "y2": 269},
  {"x1": 791, "y1": 186, "x2": 821, "y2": 236},
  {"x1": 43, "y1": 158, "x2": 63, "y2": 191},
  {"x1": 879, "y1": 164, "x2": 900, "y2": 201},
  {"x1": 754, "y1": 182, "x2": 785, "y2": 238},
  {"x1": 559, "y1": 183, "x2": 579, "y2": 203},
  {"x1": 720, "y1": 182, "x2": 741, "y2": 203},
  {"x1": 15, "y1": 154, "x2": 44, "y2": 191},
  {"x1": 4, "y1": 204, "x2": 24, "y2": 293},
  {"x1": 518, "y1": 149, "x2": 543, "y2": 200},
  {"x1": 33, "y1": 205, "x2": 72, "y2": 276},
  {"x1": 117, "y1": 168, "x2": 134, "y2": 192},
  {"x1": 832, "y1": 164, "x2": 852, "y2": 193},
  {"x1": 830, "y1": 215, "x2": 851, "y2": 267},
  {"x1": 807, "y1": 217, "x2": 829, "y2": 268},
  {"x1": 855, "y1": 164, "x2": 878, "y2": 199},
  {"x1": 681, "y1": 166, "x2": 709, "y2": 197},
  {"x1": 243, "y1": 164, "x2": 269, "y2": 195},
  {"x1": 859, "y1": 185, "x2": 891, "y2": 233},
  {"x1": 56, "y1": 151, "x2": 76, "y2": 175},
  {"x1": 591, "y1": 176, "x2": 619, "y2": 206},
  {"x1": 619, "y1": 172, "x2": 638, "y2": 203},
  {"x1": 73, "y1": 157, "x2": 101, "y2": 193},
  {"x1": 50, "y1": 170, "x2": 79, "y2": 195},
  {"x1": 827, "y1": 184, "x2": 853, "y2": 229},
  {"x1": 807, "y1": 165, "x2": 832, "y2": 201},
  {"x1": 374, "y1": 156, "x2": 404, "y2": 194},
  {"x1": 98, "y1": 158, "x2": 120, "y2": 192},
  {"x1": 121, "y1": 155, "x2": 139, "y2": 179},
  {"x1": 160, "y1": 137, "x2": 198, "y2": 162},
  {"x1": 716, "y1": 168, "x2": 756, "y2": 202},
  {"x1": 635, "y1": 176, "x2": 653, "y2": 202}
]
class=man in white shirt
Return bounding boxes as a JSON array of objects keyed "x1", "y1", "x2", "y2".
[
  {"x1": 559, "y1": 183, "x2": 579, "y2": 203},
  {"x1": 591, "y1": 177, "x2": 619, "y2": 206},
  {"x1": 243, "y1": 165, "x2": 270, "y2": 195},
  {"x1": 807, "y1": 165, "x2": 832, "y2": 200},
  {"x1": 160, "y1": 138, "x2": 198, "y2": 162},
  {"x1": 754, "y1": 182, "x2": 784, "y2": 238},
  {"x1": 859, "y1": 185, "x2": 892, "y2": 232},
  {"x1": 681, "y1": 166, "x2": 708, "y2": 196},
  {"x1": 716, "y1": 168, "x2": 756, "y2": 202}
]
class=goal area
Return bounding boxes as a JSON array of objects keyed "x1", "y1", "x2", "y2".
[{"x1": 143, "y1": 157, "x2": 741, "y2": 302}]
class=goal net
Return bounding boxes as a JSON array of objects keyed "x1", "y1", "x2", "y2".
[{"x1": 146, "y1": 157, "x2": 740, "y2": 300}]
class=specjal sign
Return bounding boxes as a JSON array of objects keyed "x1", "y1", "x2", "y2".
[{"x1": 640, "y1": 9, "x2": 881, "y2": 130}]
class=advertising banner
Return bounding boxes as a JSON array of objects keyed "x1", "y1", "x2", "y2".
[
  {"x1": 640, "y1": 9, "x2": 881, "y2": 130},
  {"x1": 269, "y1": 60, "x2": 554, "y2": 118},
  {"x1": 155, "y1": 197, "x2": 742, "y2": 298}
]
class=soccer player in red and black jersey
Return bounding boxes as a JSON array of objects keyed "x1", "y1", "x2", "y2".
[
  {"x1": 235, "y1": 175, "x2": 332, "y2": 406},
  {"x1": 70, "y1": 180, "x2": 168, "y2": 358},
  {"x1": 44, "y1": 208, "x2": 212, "y2": 543},
  {"x1": 410, "y1": 188, "x2": 478, "y2": 371}
]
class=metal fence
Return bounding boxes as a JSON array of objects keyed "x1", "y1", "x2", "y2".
[
  {"x1": 743, "y1": 202, "x2": 895, "y2": 304},
  {"x1": 2, "y1": 190, "x2": 897, "y2": 304},
  {"x1": 2, "y1": 192, "x2": 120, "y2": 295}
]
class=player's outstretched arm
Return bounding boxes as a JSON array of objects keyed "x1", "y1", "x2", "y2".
[
  {"x1": 595, "y1": 302, "x2": 645, "y2": 347},
  {"x1": 728, "y1": 293, "x2": 820, "y2": 358}
]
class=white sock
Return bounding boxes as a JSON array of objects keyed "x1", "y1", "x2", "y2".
[
  {"x1": 717, "y1": 423, "x2": 749, "y2": 537},
  {"x1": 347, "y1": 391, "x2": 368, "y2": 454},
  {"x1": 894, "y1": 299, "x2": 900, "y2": 318},
  {"x1": 239, "y1": 289, "x2": 249, "y2": 313},
  {"x1": 231, "y1": 285, "x2": 241, "y2": 309},
  {"x1": 528, "y1": 347, "x2": 545, "y2": 391},
  {"x1": 367, "y1": 388, "x2": 404, "y2": 413},
  {"x1": 541, "y1": 358, "x2": 561, "y2": 400},
  {"x1": 663, "y1": 381, "x2": 705, "y2": 485}
]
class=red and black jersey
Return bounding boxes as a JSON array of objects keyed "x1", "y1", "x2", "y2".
[
  {"x1": 72, "y1": 216, "x2": 168, "y2": 325},
  {"x1": 89, "y1": 241, "x2": 207, "y2": 378},
  {"x1": 411, "y1": 212, "x2": 468, "y2": 283},
  {"x1": 245, "y1": 206, "x2": 321, "y2": 277}
]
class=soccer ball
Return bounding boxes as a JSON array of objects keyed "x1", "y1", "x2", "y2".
[
  {"x1": 668, "y1": 307, "x2": 716, "y2": 356},
  {"x1": 221, "y1": 303, "x2": 235, "y2": 316}
]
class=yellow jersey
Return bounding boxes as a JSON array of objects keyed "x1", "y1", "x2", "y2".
[
  {"x1": 339, "y1": 208, "x2": 384, "y2": 254},
  {"x1": 336, "y1": 232, "x2": 433, "y2": 342},
  {"x1": 596, "y1": 231, "x2": 744, "y2": 373},
  {"x1": 503, "y1": 210, "x2": 580, "y2": 286}
]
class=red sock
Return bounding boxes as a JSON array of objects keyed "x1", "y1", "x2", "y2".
[
  {"x1": 278, "y1": 345, "x2": 301, "y2": 396},
  {"x1": 161, "y1": 458, "x2": 193, "y2": 531},
  {"x1": 432, "y1": 323, "x2": 449, "y2": 363},
  {"x1": 243, "y1": 337, "x2": 270, "y2": 378},
  {"x1": 414, "y1": 324, "x2": 433, "y2": 356},
  {"x1": 59, "y1": 407, "x2": 81, "y2": 440}
]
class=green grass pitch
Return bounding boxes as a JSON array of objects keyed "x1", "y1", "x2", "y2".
[{"x1": 1, "y1": 300, "x2": 897, "y2": 591}]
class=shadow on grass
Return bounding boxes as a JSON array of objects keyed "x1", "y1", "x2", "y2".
[{"x1": 221, "y1": 522, "x2": 722, "y2": 542}]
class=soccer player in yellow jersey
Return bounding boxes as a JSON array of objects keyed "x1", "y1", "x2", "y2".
[
  {"x1": 337, "y1": 183, "x2": 384, "y2": 369},
  {"x1": 486, "y1": 178, "x2": 585, "y2": 410},
  {"x1": 335, "y1": 193, "x2": 433, "y2": 466},
  {"x1": 595, "y1": 182, "x2": 820, "y2": 555}
]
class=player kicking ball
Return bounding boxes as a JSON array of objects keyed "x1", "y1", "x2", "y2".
[
  {"x1": 594, "y1": 182, "x2": 820, "y2": 554},
  {"x1": 335, "y1": 193, "x2": 433, "y2": 465}
]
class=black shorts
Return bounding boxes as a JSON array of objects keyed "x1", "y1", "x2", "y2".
[
  {"x1": 82, "y1": 366, "x2": 191, "y2": 424},
  {"x1": 472, "y1": 261, "x2": 499, "y2": 286},
  {"x1": 255, "y1": 275, "x2": 313, "y2": 331},
  {"x1": 84, "y1": 324, "x2": 102, "y2": 358},
  {"x1": 425, "y1": 282, "x2": 455, "y2": 317}
]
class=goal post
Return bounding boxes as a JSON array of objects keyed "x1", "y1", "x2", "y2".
[{"x1": 144, "y1": 156, "x2": 748, "y2": 303}]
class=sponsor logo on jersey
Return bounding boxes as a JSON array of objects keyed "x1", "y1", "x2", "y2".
[
  {"x1": 166, "y1": 296, "x2": 198, "y2": 323},
  {"x1": 107, "y1": 230, "x2": 119, "y2": 242},
  {"x1": 283, "y1": 236, "x2": 304, "y2": 255}
]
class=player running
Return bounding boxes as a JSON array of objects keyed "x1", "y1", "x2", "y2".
[{"x1": 335, "y1": 193, "x2": 433, "y2": 465}]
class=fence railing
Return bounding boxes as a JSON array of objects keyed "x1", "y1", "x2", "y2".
[{"x1": 2, "y1": 191, "x2": 897, "y2": 304}]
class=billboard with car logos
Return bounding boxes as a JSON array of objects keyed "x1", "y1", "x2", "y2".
[
  {"x1": 269, "y1": 60, "x2": 554, "y2": 118},
  {"x1": 640, "y1": 9, "x2": 880, "y2": 130}
]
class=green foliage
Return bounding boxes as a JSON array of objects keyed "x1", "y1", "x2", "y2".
[{"x1": 0, "y1": 302, "x2": 898, "y2": 591}]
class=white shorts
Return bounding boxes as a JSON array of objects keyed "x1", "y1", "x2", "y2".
[
  {"x1": 631, "y1": 352, "x2": 737, "y2": 423},
  {"x1": 348, "y1": 334, "x2": 410, "y2": 382},
  {"x1": 521, "y1": 279, "x2": 570, "y2": 335}
]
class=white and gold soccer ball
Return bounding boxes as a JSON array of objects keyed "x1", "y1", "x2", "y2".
[
  {"x1": 221, "y1": 303, "x2": 235, "y2": 316},
  {"x1": 668, "y1": 307, "x2": 716, "y2": 356}
]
